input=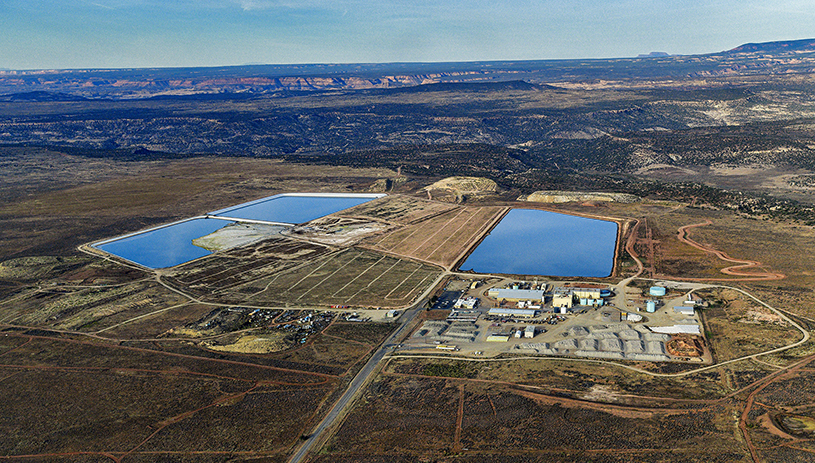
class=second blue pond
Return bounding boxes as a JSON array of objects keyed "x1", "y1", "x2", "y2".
[{"x1": 459, "y1": 209, "x2": 618, "y2": 277}]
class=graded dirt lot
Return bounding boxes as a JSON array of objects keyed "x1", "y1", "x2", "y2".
[
  {"x1": 340, "y1": 194, "x2": 459, "y2": 225},
  {"x1": 165, "y1": 240, "x2": 441, "y2": 309},
  {"x1": 697, "y1": 288, "x2": 802, "y2": 362},
  {"x1": 362, "y1": 201, "x2": 507, "y2": 268}
]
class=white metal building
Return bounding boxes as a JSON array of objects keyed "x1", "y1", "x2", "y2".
[
  {"x1": 487, "y1": 288, "x2": 545, "y2": 302},
  {"x1": 572, "y1": 287, "x2": 602, "y2": 299},
  {"x1": 673, "y1": 306, "x2": 695, "y2": 316},
  {"x1": 552, "y1": 287, "x2": 574, "y2": 308},
  {"x1": 454, "y1": 296, "x2": 478, "y2": 309},
  {"x1": 524, "y1": 325, "x2": 535, "y2": 338},
  {"x1": 488, "y1": 308, "x2": 537, "y2": 318}
]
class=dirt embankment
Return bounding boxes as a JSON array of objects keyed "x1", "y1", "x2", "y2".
[
  {"x1": 520, "y1": 191, "x2": 640, "y2": 204},
  {"x1": 423, "y1": 176, "x2": 498, "y2": 202}
]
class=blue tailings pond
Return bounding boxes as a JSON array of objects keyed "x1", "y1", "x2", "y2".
[
  {"x1": 209, "y1": 194, "x2": 379, "y2": 224},
  {"x1": 95, "y1": 218, "x2": 232, "y2": 269},
  {"x1": 459, "y1": 208, "x2": 618, "y2": 277},
  {"x1": 93, "y1": 193, "x2": 383, "y2": 269}
]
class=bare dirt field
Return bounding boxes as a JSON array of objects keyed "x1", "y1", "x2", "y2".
[
  {"x1": 675, "y1": 221, "x2": 784, "y2": 280},
  {"x1": 317, "y1": 373, "x2": 748, "y2": 462},
  {"x1": 339, "y1": 194, "x2": 458, "y2": 225},
  {"x1": 362, "y1": 203, "x2": 507, "y2": 268},
  {"x1": 166, "y1": 242, "x2": 441, "y2": 309},
  {"x1": 697, "y1": 288, "x2": 803, "y2": 363}
]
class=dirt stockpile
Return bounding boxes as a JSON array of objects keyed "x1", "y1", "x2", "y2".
[{"x1": 520, "y1": 190, "x2": 640, "y2": 203}]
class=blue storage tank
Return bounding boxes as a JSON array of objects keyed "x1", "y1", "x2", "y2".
[
  {"x1": 646, "y1": 300, "x2": 656, "y2": 313},
  {"x1": 649, "y1": 286, "x2": 667, "y2": 297}
]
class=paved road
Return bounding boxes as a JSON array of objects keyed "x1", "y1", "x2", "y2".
[{"x1": 288, "y1": 274, "x2": 445, "y2": 463}]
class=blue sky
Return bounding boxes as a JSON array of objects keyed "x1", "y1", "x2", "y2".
[{"x1": 3, "y1": 0, "x2": 814, "y2": 69}]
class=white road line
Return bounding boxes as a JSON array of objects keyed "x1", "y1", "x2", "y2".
[
  {"x1": 408, "y1": 208, "x2": 468, "y2": 255},
  {"x1": 330, "y1": 255, "x2": 387, "y2": 298},
  {"x1": 296, "y1": 251, "x2": 362, "y2": 301},
  {"x1": 283, "y1": 250, "x2": 348, "y2": 296},
  {"x1": 346, "y1": 258, "x2": 402, "y2": 303},
  {"x1": 384, "y1": 263, "x2": 423, "y2": 299}
]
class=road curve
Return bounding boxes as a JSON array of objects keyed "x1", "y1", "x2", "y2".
[{"x1": 674, "y1": 220, "x2": 785, "y2": 281}]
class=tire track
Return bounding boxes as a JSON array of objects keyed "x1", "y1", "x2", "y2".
[{"x1": 673, "y1": 220, "x2": 785, "y2": 281}]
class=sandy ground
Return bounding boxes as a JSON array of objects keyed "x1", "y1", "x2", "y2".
[
  {"x1": 202, "y1": 332, "x2": 290, "y2": 354},
  {"x1": 283, "y1": 220, "x2": 389, "y2": 246},
  {"x1": 192, "y1": 223, "x2": 287, "y2": 251}
]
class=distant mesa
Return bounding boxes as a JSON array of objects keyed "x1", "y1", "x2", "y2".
[
  {"x1": 3, "y1": 37, "x2": 815, "y2": 100},
  {"x1": 727, "y1": 37, "x2": 815, "y2": 54},
  {"x1": 637, "y1": 52, "x2": 671, "y2": 58},
  {"x1": 390, "y1": 80, "x2": 552, "y2": 93},
  {"x1": 0, "y1": 90, "x2": 87, "y2": 101}
]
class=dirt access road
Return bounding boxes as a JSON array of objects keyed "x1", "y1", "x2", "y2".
[
  {"x1": 675, "y1": 220, "x2": 785, "y2": 281},
  {"x1": 287, "y1": 272, "x2": 447, "y2": 463}
]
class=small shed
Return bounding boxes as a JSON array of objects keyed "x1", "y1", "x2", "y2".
[
  {"x1": 673, "y1": 306, "x2": 695, "y2": 316},
  {"x1": 524, "y1": 325, "x2": 535, "y2": 339}
]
